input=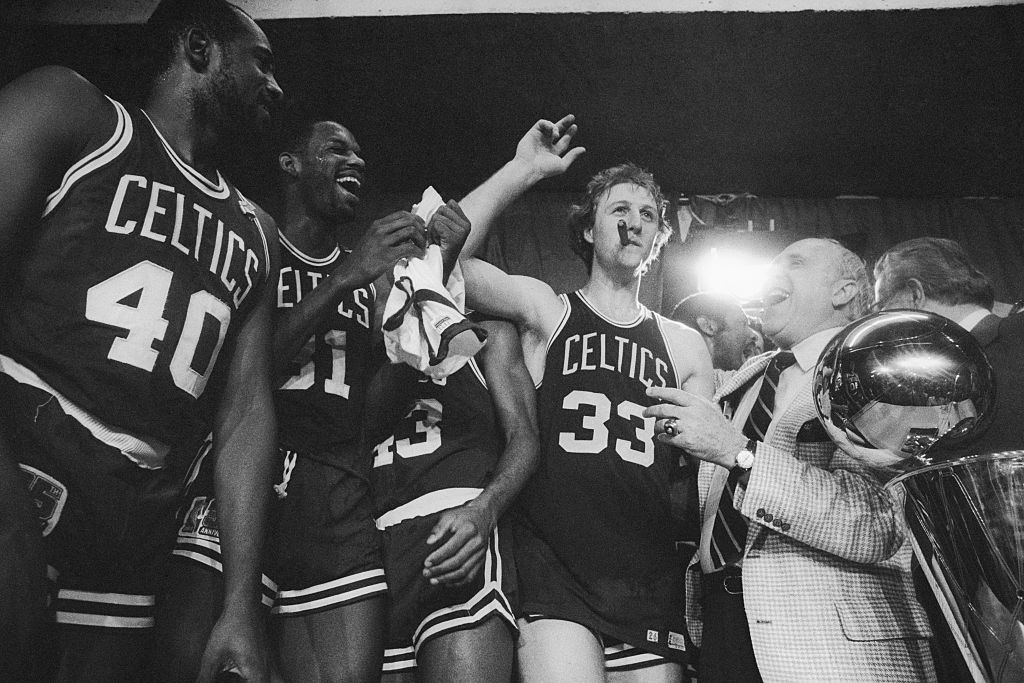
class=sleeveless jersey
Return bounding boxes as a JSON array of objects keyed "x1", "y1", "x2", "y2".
[
  {"x1": 518, "y1": 290, "x2": 687, "y2": 656},
  {"x1": 369, "y1": 361, "x2": 501, "y2": 516},
  {"x1": 0, "y1": 99, "x2": 271, "y2": 449},
  {"x1": 274, "y1": 232, "x2": 376, "y2": 457}
]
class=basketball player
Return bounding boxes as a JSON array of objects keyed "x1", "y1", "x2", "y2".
[
  {"x1": 457, "y1": 119, "x2": 716, "y2": 681},
  {"x1": 368, "y1": 318, "x2": 538, "y2": 681},
  {"x1": 160, "y1": 108, "x2": 477, "y2": 680},
  {"x1": 0, "y1": 1, "x2": 282, "y2": 680}
]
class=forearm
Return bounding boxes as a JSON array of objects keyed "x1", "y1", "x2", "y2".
[
  {"x1": 460, "y1": 158, "x2": 543, "y2": 258},
  {"x1": 738, "y1": 442, "x2": 904, "y2": 564},
  {"x1": 471, "y1": 430, "x2": 539, "y2": 522},
  {"x1": 213, "y1": 407, "x2": 277, "y2": 611}
]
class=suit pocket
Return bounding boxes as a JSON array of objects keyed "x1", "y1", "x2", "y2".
[{"x1": 835, "y1": 595, "x2": 933, "y2": 641}]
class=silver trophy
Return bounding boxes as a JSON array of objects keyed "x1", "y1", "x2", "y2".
[{"x1": 814, "y1": 310, "x2": 1023, "y2": 682}]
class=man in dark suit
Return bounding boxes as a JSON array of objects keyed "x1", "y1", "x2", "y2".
[{"x1": 874, "y1": 235, "x2": 1024, "y2": 681}]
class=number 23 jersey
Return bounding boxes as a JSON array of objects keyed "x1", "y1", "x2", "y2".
[{"x1": 0, "y1": 99, "x2": 271, "y2": 455}]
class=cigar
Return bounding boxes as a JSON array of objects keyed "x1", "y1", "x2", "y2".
[{"x1": 617, "y1": 219, "x2": 630, "y2": 246}]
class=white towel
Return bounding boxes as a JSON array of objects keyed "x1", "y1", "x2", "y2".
[{"x1": 382, "y1": 187, "x2": 487, "y2": 380}]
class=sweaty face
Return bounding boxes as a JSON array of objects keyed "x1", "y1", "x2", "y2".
[
  {"x1": 296, "y1": 122, "x2": 366, "y2": 222},
  {"x1": 760, "y1": 239, "x2": 846, "y2": 349},
  {"x1": 714, "y1": 307, "x2": 755, "y2": 371},
  {"x1": 586, "y1": 184, "x2": 663, "y2": 276},
  {"x1": 195, "y1": 12, "x2": 282, "y2": 143}
]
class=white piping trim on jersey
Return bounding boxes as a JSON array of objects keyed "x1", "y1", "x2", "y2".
[
  {"x1": 575, "y1": 290, "x2": 647, "y2": 328},
  {"x1": 0, "y1": 353, "x2": 170, "y2": 469},
  {"x1": 375, "y1": 488, "x2": 483, "y2": 530},
  {"x1": 654, "y1": 313, "x2": 683, "y2": 389},
  {"x1": 279, "y1": 230, "x2": 341, "y2": 266},
  {"x1": 55, "y1": 612, "x2": 154, "y2": 629},
  {"x1": 467, "y1": 357, "x2": 487, "y2": 388},
  {"x1": 43, "y1": 96, "x2": 133, "y2": 218},
  {"x1": 235, "y1": 188, "x2": 271, "y2": 282},
  {"x1": 140, "y1": 109, "x2": 230, "y2": 199},
  {"x1": 382, "y1": 646, "x2": 417, "y2": 672},
  {"x1": 58, "y1": 589, "x2": 155, "y2": 606},
  {"x1": 536, "y1": 293, "x2": 574, "y2": 392}
]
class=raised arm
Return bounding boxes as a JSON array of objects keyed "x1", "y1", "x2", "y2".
[
  {"x1": 272, "y1": 211, "x2": 426, "y2": 375},
  {"x1": 459, "y1": 115, "x2": 585, "y2": 258},
  {"x1": 197, "y1": 224, "x2": 280, "y2": 683},
  {"x1": 423, "y1": 320, "x2": 540, "y2": 585}
]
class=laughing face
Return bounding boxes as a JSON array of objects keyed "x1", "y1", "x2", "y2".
[
  {"x1": 586, "y1": 183, "x2": 664, "y2": 276},
  {"x1": 760, "y1": 238, "x2": 851, "y2": 349},
  {"x1": 294, "y1": 121, "x2": 365, "y2": 222}
]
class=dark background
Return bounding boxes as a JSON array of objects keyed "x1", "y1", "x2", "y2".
[{"x1": 3, "y1": 7, "x2": 1023, "y2": 308}]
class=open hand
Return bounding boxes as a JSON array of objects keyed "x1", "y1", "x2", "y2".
[
  {"x1": 513, "y1": 114, "x2": 586, "y2": 180},
  {"x1": 644, "y1": 386, "x2": 748, "y2": 468},
  {"x1": 422, "y1": 503, "x2": 495, "y2": 586}
]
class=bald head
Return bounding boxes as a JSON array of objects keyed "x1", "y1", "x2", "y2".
[{"x1": 760, "y1": 238, "x2": 870, "y2": 349}]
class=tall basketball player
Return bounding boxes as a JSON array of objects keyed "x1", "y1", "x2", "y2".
[
  {"x1": 0, "y1": 1, "x2": 282, "y2": 680},
  {"x1": 457, "y1": 119, "x2": 716, "y2": 681}
]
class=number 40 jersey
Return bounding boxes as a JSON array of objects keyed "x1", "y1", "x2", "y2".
[
  {"x1": 0, "y1": 99, "x2": 271, "y2": 460},
  {"x1": 274, "y1": 232, "x2": 376, "y2": 459}
]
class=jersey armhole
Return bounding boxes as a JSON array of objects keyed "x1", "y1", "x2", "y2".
[{"x1": 43, "y1": 96, "x2": 133, "y2": 218}]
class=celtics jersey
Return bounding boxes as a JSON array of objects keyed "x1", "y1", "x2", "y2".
[
  {"x1": 0, "y1": 98, "x2": 271, "y2": 452},
  {"x1": 369, "y1": 361, "x2": 501, "y2": 516},
  {"x1": 274, "y1": 233, "x2": 376, "y2": 457},
  {"x1": 515, "y1": 290, "x2": 689, "y2": 660}
]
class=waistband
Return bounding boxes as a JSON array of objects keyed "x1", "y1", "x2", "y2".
[{"x1": 375, "y1": 487, "x2": 483, "y2": 530}]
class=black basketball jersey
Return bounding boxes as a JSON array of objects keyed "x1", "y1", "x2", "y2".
[
  {"x1": 0, "y1": 98, "x2": 271, "y2": 452},
  {"x1": 518, "y1": 290, "x2": 687, "y2": 651},
  {"x1": 274, "y1": 233, "x2": 376, "y2": 457},
  {"x1": 369, "y1": 361, "x2": 501, "y2": 515}
]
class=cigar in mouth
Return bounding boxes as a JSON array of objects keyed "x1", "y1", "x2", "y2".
[{"x1": 617, "y1": 219, "x2": 630, "y2": 246}]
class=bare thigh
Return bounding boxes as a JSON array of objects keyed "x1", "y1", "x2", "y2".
[
  {"x1": 274, "y1": 595, "x2": 386, "y2": 683},
  {"x1": 417, "y1": 613, "x2": 514, "y2": 683},
  {"x1": 515, "y1": 617, "x2": 605, "y2": 683}
]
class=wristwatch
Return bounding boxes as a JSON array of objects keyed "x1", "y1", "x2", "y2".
[{"x1": 733, "y1": 439, "x2": 757, "y2": 471}]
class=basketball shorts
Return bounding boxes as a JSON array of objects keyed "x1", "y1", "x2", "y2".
[
  {"x1": 511, "y1": 517, "x2": 690, "y2": 666},
  {"x1": 0, "y1": 370, "x2": 184, "y2": 630},
  {"x1": 173, "y1": 442, "x2": 386, "y2": 615},
  {"x1": 378, "y1": 505, "x2": 518, "y2": 674}
]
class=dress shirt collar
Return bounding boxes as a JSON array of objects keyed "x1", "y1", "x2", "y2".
[
  {"x1": 785, "y1": 326, "x2": 844, "y2": 374},
  {"x1": 956, "y1": 308, "x2": 990, "y2": 332}
]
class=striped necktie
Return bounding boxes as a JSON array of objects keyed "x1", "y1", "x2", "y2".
[{"x1": 709, "y1": 350, "x2": 797, "y2": 569}]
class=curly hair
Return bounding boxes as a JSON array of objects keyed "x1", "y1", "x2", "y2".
[{"x1": 567, "y1": 163, "x2": 671, "y2": 273}]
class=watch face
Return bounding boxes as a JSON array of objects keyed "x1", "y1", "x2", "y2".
[{"x1": 736, "y1": 448, "x2": 756, "y2": 469}]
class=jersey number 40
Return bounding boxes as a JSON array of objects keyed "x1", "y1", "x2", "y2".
[{"x1": 86, "y1": 260, "x2": 230, "y2": 399}]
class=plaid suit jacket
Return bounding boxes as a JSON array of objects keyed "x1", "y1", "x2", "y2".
[{"x1": 685, "y1": 351, "x2": 935, "y2": 682}]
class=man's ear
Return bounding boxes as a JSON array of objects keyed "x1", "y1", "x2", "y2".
[
  {"x1": 184, "y1": 28, "x2": 212, "y2": 71},
  {"x1": 695, "y1": 315, "x2": 718, "y2": 338},
  {"x1": 831, "y1": 279, "x2": 858, "y2": 309},
  {"x1": 583, "y1": 225, "x2": 594, "y2": 245},
  {"x1": 905, "y1": 278, "x2": 927, "y2": 308},
  {"x1": 279, "y1": 151, "x2": 301, "y2": 177}
]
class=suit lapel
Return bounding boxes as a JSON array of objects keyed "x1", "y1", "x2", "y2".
[{"x1": 970, "y1": 313, "x2": 1001, "y2": 347}]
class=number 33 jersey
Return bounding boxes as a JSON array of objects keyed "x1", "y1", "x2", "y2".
[
  {"x1": 0, "y1": 99, "x2": 271, "y2": 456},
  {"x1": 274, "y1": 232, "x2": 376, "y2": 459},
  {"x1": 517, "y1": 290, "x2": 687, "y2": 656}
]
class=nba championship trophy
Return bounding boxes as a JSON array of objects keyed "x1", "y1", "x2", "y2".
[{"x1": 814, "y1": 310, "x2": 1023, "y2": 682}]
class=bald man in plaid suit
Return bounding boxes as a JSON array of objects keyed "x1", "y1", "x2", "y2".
[{"x1": 647, "y1": 238, "x2": 935, "y2": 682}]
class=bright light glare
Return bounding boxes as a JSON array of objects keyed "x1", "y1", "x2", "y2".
[{"x1": 696, "y1": 248, "x2": 771, "y2": 302}]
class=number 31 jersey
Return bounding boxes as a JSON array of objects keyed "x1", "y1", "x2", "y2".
[
  {"x1": 0, "y1": 98, "x2": 271, "y2": 457},
  {"x1": 274, "y1": 232, "x2": 376, "y2": 459}
]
